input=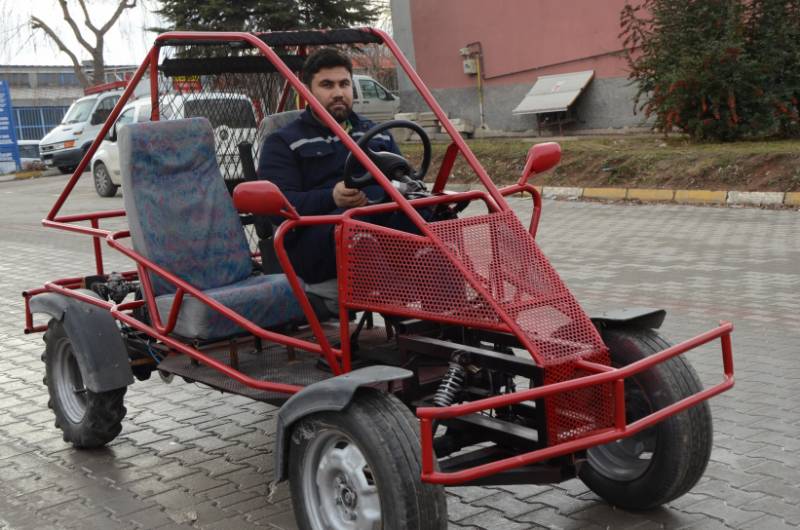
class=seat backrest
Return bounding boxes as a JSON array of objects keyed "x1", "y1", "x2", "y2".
[
  {"x1": 254, "y1": 110, "x2": 303, "y2": 164},
  {"x1": 119, "y1": 117, "x2": 252, "y2": 296}
]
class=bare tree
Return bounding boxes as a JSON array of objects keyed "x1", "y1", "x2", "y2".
[{"x1": 30, "y1": 0, "x2": 137, "y2": 88}]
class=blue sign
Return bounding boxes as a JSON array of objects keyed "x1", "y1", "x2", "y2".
[{"x1": 0, "y1": 80, "x2": 21, "y2": 173}]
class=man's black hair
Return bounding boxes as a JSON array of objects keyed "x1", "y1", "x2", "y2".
[{"x1": 301, "y1": 48, "x2": 353, "y2": 85}]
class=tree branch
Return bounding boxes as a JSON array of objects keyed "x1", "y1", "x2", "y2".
[
  {"x1": 56, "y1": 0, "x2": 96, "y2": 55},
  {"x1": 99, "y1": 0, "x2": 136, "y2": 35},
  {"x1": 30, "y1": 15, "x2": 90, "y2": 87},
  {"x1": 76, "y1": 0, "x2": 99, "y2": 34}
]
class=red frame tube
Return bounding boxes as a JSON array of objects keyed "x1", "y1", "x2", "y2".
[
  {"x1": 499, "y1": 183, "x2": 543, "y2": 237},
  {"x1": 47, "y1": 47, "x2": 159, "y2": 222}
]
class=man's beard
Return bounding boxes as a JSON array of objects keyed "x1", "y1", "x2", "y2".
[{"x1": 327, "y1": 99, "x2": 351, "y2": 122}]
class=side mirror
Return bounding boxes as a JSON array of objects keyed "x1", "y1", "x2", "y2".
[
  {"x1": 233, "y1": 181, "x2": 298, "y2": 219},
  {"x1": 107, "y1": 124, "x2": 118, "y2": 142},
  {"x1": 520, "y1": 142, "x2": 561, "y2": 183}
]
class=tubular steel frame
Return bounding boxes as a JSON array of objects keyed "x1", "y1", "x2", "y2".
[{"x1": 21, "y1": 28, "x2": 735, "y2": 486}]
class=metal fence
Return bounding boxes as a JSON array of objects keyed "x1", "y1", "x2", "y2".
[{"x1": 14, "y1": 106, "x2": 69, "y2": 141}]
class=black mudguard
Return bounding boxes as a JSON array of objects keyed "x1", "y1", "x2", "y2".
[
  {"x1": 591, "y1": 307, "x2": 666, "y2": 331},
  {"x1": 29, "y1": 290, "x2": 134, "y2": 392},
  {"x1": 273, "y1": 365, "x2": 413, "y2": 482}
]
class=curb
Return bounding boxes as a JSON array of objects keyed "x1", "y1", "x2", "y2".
[
  {"x1": 538, "y1": 186, "x2": 799, "y2": 208},
  {"x1": 0, "y1": 170, "x2": 46, "y2": 182}
]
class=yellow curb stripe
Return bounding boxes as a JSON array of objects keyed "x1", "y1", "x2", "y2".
[
  {"x1": 583, "y1": 187, "x2": 627, "y2": 200},
  {"x1": 13, "y1": 171, "x2": 41, "y2": 180},
  {"x1": 785, "y1": 192, "x2": 800, "y2": 206},
  {"x1": 627, "y1": 189, "x2": 675, "y2": 202},
  {"x1": 674, "y1": 190, "x2": 728, "y2": 204}
]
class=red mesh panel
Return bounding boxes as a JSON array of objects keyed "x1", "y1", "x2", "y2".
[
  {"x1": 341, "y1": 220, "x2": 501, "y2": 326},
  {"x1": 341, "y1": 210, "x2": 614, "y2": 444}
]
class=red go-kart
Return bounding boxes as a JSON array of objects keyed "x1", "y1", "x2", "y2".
[{"x1": 22, "y1": 28, "x2": 734, "y2": 529}]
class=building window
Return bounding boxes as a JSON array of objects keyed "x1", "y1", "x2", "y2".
[
  {"x1": 2, "y1": 73, "x2": 31, "y2": 87},
  {"x1": 38, "y1": 73, "x2": 61, "y2": 86},
  {"x1": 13, "y1": 106, "x2": 70, "y2": 141},
  {"x1": 60, "y1": 72, "x2": 80, "y2": 87}
]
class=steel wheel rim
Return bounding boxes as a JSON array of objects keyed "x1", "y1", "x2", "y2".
[
  {"x1": 302, "y1": 429, "x2": 381, "y2": 530},
  {"x1": 52, "y1": 338, "x2": 87, "y2": 424},
  {"x1": 94, "y1": 164, "x2": 110, "y2": 192},
  {"x1": 586, "y1": 380, "x2": 656, "y2": 481}
]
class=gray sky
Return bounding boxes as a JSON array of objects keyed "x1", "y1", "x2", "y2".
[{"x1": 1, "y1": 0, "x2": 163, "y2": 66}]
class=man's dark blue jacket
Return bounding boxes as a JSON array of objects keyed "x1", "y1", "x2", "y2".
[
  {"x1": 256, "y1": 108, "x2": 400, "y2": 282},
  {"x1": 257, "y1": 107, "x2": 399, "y2": 216}
]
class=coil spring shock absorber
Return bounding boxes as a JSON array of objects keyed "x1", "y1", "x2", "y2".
[{"x1": 433, "y1": 358, "x2": 467, "y2": 407}]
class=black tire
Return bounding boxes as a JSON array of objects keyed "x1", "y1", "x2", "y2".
[
  {"x1": 57, "y1": 166, "x2": 76, "y2": 174},
  {"x1": 42, "y1": 319, "x2": 127, "y2": 448},
  {"x1": 93, "y1": 161, "x2": 118, "y2": 197},
  {"x1": 579, "y1": 327, "x2": 712, "y2": 510},
  {"x1": 288, "y1": 388, "x2": 447, "y2": 530}
]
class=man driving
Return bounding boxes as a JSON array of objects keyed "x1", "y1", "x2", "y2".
[{"x1": 257, "y1": 48, "x2": 419, "y2": 287}]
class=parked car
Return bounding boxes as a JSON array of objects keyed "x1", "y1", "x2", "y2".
[
  {"x1": 353, "y1": 74, "x2": 399, "y2": 122},
  {"x1": 91, "y1": 98, "x2": 152, "y2": 197},
  {"x1": 39, "y1": 91, "x2": 122, "y2": 174},
  {"x1": 161, "y1": 92, "x2": 259, "y2": 181}
]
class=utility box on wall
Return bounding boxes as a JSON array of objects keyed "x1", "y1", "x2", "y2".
[
  {"x1": 462, "y1": 57, "x2": 477, "y2": 75},
  {"x1": 459, "y1": 47, "x2": 478, "y2": 75}
]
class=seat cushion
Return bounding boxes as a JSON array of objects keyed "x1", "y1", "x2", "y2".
[{"x1": 156, "y1": 274, "x2": 305, "y2": 340}]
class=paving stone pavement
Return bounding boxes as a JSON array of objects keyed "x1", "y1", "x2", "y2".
[{"x1": 0, "y1": 175, "x2": 798, "y2": 529}]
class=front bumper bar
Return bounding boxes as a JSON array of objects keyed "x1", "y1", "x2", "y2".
[{"x1": 416, "y1": 322, "x2": 734, "y2": 485}]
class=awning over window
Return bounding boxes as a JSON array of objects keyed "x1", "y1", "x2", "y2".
[{"x1": 512, "y1": 70, "x2": 595, "y2": 115}]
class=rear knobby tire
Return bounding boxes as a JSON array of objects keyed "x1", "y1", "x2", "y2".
[
  {"x1": 288, "y1": 388, "x2": 447, "y2": 530},
  {"x1": 43, "y1": 319, "x2": 127, "y2": 448},
  {"x1": 579, "y1": 327, "x2": 713, "y2": 510}
]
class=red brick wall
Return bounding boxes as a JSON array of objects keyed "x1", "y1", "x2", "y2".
[{"x1": 408, "y1": 0, "x2": 630, "y2": 89}]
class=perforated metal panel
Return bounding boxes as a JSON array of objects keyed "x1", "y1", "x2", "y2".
[{"x1": 341, "y1": 210, "x2": 614, "y2": 444}]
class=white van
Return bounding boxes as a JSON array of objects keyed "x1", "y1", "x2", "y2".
[
  {"x1": 352, "y1": 74, "x2": 399, "y2": 122},
  {"x1": 39, "y1": 91, "x2": 123, "y2": 174}
]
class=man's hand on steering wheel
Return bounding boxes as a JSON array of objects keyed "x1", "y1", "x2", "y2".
[{"x1": 332, "y1": 181, "x2": 367, "y2": 209}]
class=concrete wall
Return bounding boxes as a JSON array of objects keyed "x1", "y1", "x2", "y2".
[
  {"x1": 389, "y1": 0, "x2": 417, "y2": 93},
  {"x1": 7, "y1": 86, "x2": 83, "y2": 107},
  {"x1": 399, "y1": 77, "x2": 648, "y2": 133}
]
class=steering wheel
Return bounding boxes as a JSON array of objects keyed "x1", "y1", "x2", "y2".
[{"x1": 342, "y1": 120, "x2": 432, "y2": 189}]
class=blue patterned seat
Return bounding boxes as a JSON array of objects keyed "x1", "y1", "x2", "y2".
[{"x1": 119, "y1": 117, "x2": 304, "y2": 340}]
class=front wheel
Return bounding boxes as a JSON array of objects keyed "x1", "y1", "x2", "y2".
[
  {"x1": 288, "y1": 388, "x2": 447, "y2": 530},
  {"x1": 43, "y1": 319, "x2": 127, "y2": 448},
  {"x1": 93, "y1": 162, "x2": 118, "y2": 197},
  {"x1": 579, "y1": 327, "x2": 713, "y2": 510},
  {"x1": 57, "y1": 166, "x2": 76, "y2": 174}
]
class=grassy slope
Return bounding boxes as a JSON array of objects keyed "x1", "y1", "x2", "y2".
[{"x1": 400, "y1": 135, "x2": 800, "y2": 191}]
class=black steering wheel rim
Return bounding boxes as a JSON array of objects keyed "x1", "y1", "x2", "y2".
[{"x1": 342, "y1": 119, "x2": 432, "y2": 189}]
